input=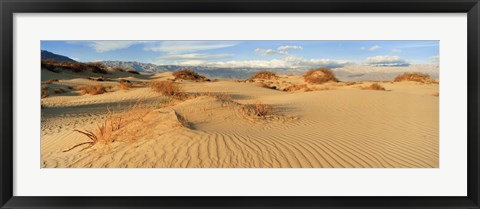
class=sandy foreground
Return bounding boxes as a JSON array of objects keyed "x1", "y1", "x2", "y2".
[{"x1": 41, "y1": 69, "x2": 439, "y2": 168}]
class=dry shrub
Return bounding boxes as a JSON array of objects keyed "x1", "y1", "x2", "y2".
[
  {"x1": 283, "y1": 84, "x2": 309, "y2": 92},
  {"x1": 44, "y1": 79, "x2": 59, "y2": 84},
  {"x1": 250, "y1": 71, "x2": 279, "y2": 80},
  {"x1": 172, "y1": 69, "x2": 207, "y2": 81},
  {"x1": 64, "y1": 105, "x2": 152, "y2": 152},
  {"x1": 151, "y1": 80, "x2": 185, "y2": 98},
  {"x1": 303, "y1": 68, "x2": 338, "y2": 84},
  {"x1": 361, "y1": 83, "x2": 386, "y2": 91},
  {"x1": 257, "y1": 82, "x2": 277, "y2": 90},
  {"x1": 118, "y1": 80, "x2": 133, "y2": 90},
  {"x1": 242, "y1": 102, "x2": 273, "y2": 117},
  {"x1": 126, "y1": 69, "x2": 140, "y2": 75},
  {"x1": 76, "y1": 84, "x2": 106, "y2": 95},
  {"x1": 394, "y1": 72, "x2": 431, "y2": 83}
]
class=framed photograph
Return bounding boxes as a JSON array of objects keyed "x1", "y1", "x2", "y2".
[{"x1": 1, "y1": 0, "x2": 479, "y2": 208}]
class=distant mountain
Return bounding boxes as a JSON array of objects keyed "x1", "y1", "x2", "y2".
[
  {"x1": 100, "y1": 60, "x2": 440, "y2": 81},
  {"x1": 41, "y1": 50, "x2": 77, "y2": 63},
  {"x1": 42, "y1": 52, "x2": 439, "y2": 81},
  {"x1": 100, "y1": 61, "x2": 272, "y2": 79}
]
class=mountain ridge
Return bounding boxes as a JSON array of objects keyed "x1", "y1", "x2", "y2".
[{"x1": 41, "y1": 50, "x2": 77, "y2": 63}]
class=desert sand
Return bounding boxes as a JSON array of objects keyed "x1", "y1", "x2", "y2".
[{"x1": 41, "y1": 69, "x2": 439, "y2": 168}]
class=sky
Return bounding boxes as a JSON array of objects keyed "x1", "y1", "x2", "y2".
[{"x1": 41, "y1": 40, "x2": 439, "y2": 69}]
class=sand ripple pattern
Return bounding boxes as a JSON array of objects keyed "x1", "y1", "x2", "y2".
[{"x1": 42, "y1": 89, "x2": 438, "y2": 168}]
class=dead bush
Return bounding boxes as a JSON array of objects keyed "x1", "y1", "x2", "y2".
[
  {"x1": 118, "y1": 80, "x2": 133, "y2": 90},
  {"x1": 242, "y1": 102, "x2": 273, "y2": 117},
  {"x1": 257, "y1": 82, "x2": 277, "y2": 90},
  {"x1": 250, "y1": 71, "x2": 279, "y2": 80},
  {"x1": 360, "y1": 83, "x2": 386, "y2": 91},
  {"x1": 76, "y1": 84, "x2": 106, "y2": 95},
  {"x1": 304, "y1": 68, "x2": 338, "y2": 84},
  {"x1": 283, "y1": 84, "x2": 309, "y2": 92},
  {"x1": 394, "y1": 72, "x2": 431, "y2": 83},
  {"x1": 172, "y1": 69, "x2": 207, "y2": 81},
  {"x1": 151, "y1": 80, "x2": 185, "y2": 98},
  {"x1": 63, "y1": 105, "x2": 152, "y2": 152}
]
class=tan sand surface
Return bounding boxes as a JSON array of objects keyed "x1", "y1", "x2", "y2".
[{"x1": 41, "y1": 71, "x2": 439, "y2": 168}]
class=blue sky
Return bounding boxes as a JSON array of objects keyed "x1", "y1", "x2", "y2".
[{"x1": 41, "y1": 40, "x2": 439, "y2": 68}]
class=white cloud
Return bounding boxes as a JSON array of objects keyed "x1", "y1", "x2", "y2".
[
  {"x1": 156, "y1": 53, "x2": 233, "y2": 60},
  {"x1": 204, "y1": 56, "x2": 352, "y2": 69},
  {"x1": 430, "y1": 55, "x2": 440, "y2": 63},
  {"x1": 360, "y1": 47, "x2": 366, "y2": 50},
  {"x1": 255, "y1": 48, "x2": 289, "y2": 56},
  {"x1": 172, "y1": 60, "x2": 207, "y2": 66},
  {"x1": 364, "y1": 55, "x2": 410, "y2": 67},
  {"x1": 369, "y1": 45, "x2": 381, "y2": 51},
  {"x1": 277, "y1": 45, "x2": 303, "y2": 51},
  {"x1": 86, "y1": 41, "x2": 149, "y2": 53},
  {"x1": 144, "y1": 41, "x2": 236, "y2": 54},
  {"x1": 391, "y1": 49, "x2": 402, "y2": 53},
  {"x1": 70, "y1": 57, "x2": 80, "y2": 61}
]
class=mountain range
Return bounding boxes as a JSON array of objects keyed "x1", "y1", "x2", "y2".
[
  {"x1": 41, "y1": 50, "x2": 77, "y2": 63},
  {"x1": 41, "y1": 50, "x2": 439, "y2": 81}
]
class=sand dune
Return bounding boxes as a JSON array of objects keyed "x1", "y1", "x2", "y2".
[{"x1": 41, "y1": 71, "x2": 438, "y2": 168}]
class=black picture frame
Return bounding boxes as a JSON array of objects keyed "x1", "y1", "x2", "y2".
[{"x1": 1, "y1": 0, "x2": 479, "y2": 208}]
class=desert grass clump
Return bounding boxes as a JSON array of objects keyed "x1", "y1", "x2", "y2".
[
  {"x1": 63, "y1": 105, "x2": 153, "y2": 152},
  {"x1": 432, "y1": 92, "x2": 439, "y2": 97},
  {"x1": 242, "y1": 102, "x2": 273, "y2": 117},
  {"x1": 283, "y1": 84, "x2": 308, "y2": 92},
  {"x1": 361, "y1": 83, "x2": 386, "y2": 91},
  {"x1": 172, "y1": 68, "x2": 207, "y2": 81},
  {"x1": 118, "y1": 79, "x2": 133, "y2": 90},
  {"x1": 151, "y1": 80, "x2": 185, "y2": 98},
  {"x1": 76, "y1": 84, "x2": 106, "y2": 95},
  {"x1": 250, "y1": 71, "x2": 279, "y2": 80},
  {"x1": 394, "y1": 72, "x2": 431, "y2": 83},
  {"x1": 303, "y1": 68, "x2": 338, "y2": 84},
  {"x1": 256, "y1": 82, "x2": 277, "y2": 90}
]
